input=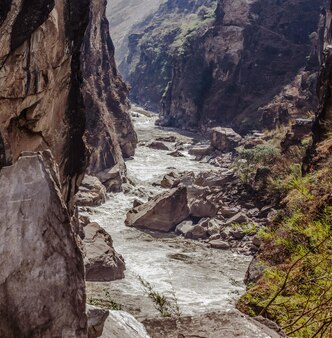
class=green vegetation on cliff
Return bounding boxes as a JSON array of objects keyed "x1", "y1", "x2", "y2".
[{"x1": 237, "y1": 140, "x2": 332, "y2": 337}]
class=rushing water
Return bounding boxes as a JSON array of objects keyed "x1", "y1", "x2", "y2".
[{"x1": 87, "y1": 108, "x2": 251, "y2": 319}]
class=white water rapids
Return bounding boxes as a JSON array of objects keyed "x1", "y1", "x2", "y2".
[{"x1": 87, "y1": 108, "x2": 251, "y2": 319}]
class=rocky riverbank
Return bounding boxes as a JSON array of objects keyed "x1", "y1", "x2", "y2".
[{"x1": 82, "y1": 107, "x2": 284, "y2": 337}]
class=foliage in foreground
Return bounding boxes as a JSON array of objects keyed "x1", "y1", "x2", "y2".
[
  {"x1": 137, "y1": 275, "x2": 181, "y2": 318},
  {"x1": 88, "y1": 289, "x2": 122, "y2": 311},
  {"x1": 238, "y1": 167, "x2": 332, "y2": 338}
]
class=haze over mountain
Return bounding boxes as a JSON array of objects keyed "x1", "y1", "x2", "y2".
[{"x1": 107, "y1": 0, "x2": 165, "y2": 63}]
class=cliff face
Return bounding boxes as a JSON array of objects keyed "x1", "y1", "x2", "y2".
[
  {"x1": 307, "y1": 2, "x2": 332, "y2": 167},
  {"x1": 121, "y1": 0, "x2": 217, "y2": 112},
  {"x1": 123, "y1": 0, "x2": 325, "y2": 131},
  {"x1": 83, "y1": 0, "x2": 137, "y2": 175},
  {"x1": 0, "y1": 0, "x2": 136, "y2": 335},
  {"x1": 0, "y1": 0, "x2": 136, "y2": 205}
]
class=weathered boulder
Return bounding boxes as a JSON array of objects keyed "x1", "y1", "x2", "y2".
[
  {"x1": 101, "y1": 311, "x2": 151, "y2": 338},
  {"x1": 125, "y1": 187, "x2": 190, "y2": 232},
  {"x1": 167, "y1": 150, "x2": 185, "y2": 157},
  {"x1": 225, "y1": 212, "x2": 248, "y2": 226},
  {"x1": 95, "y1": 164, "x2": 123, "y2": 192},
  {"x1": 209, "y1": 240, "x2": 230, "y2": 250},
  {"x1": 76, "y1": 175, "x2": 107, "y2": 207},
  {"x1": 84, "y1": 222, "x2": 125, "y2": 282},
  {"x1": 87, "y1": 305, "x2": 109, "y2": 338},
  {"x1": 146, "y1": 141, "x2": 170, "y2": 151},
  {"x1": 190, "y1": 199, "x2": 218, "y2": 218},
  {"x1": 188, "y1": 145, "x2": 214, "y2": 158},
  {"x1": 0, "y1": 153, "x2": 87, "y2": 337},
  {"x1": 207, "y1": 219, "x2": 223, "y2": 236},
  {"x1": 219, "y1": 205, "x2": 240, "y2": 218},
  {"x1": 87, "y1": 305, "x2": 151, "y2": 338},
  {"x1": 210, "y1": 128, "x2": 242, "y2": 153},
  {"x1": 175, "y1": 220, "x2": 194, "y2": 236},
  {"x1": 185, "y1": 224, "x2": 208, "y2": 240}
]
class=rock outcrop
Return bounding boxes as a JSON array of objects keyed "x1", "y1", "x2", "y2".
[
  {"x1": 87, "y1": 305, "x2": 151, "y2": 338},
  {"x1": 210, "y1": 127, "x2": 242, "y2": 153},
  {"x1": 84, "y1": 222, "x2": 125, "y2": 282},
  {"x1": 0, "y1": 152, "x2": 87, "y2": 337},
  {"x1": 76, "y1": 175, "x2": 107, "y2": 207},
  {"x1": 308, "y1": 3, "x2": 332, "y2": 167},
  {"x1": 0, "y1": 0, "x2": 136, "y2": 207},
  {"x1": 0, "y1": 0, "x2": 136, "y2": 336},
  {"x1": 121, "y1": 0, "x2": 324, "y2": 131},
  {"x1": 83, "y1": 0, "x2": 137, "y2": 176},
  {"x1": 125, "y1": 186, "x2": 190, "y2": 232}
]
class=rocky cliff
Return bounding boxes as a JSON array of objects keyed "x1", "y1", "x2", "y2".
[
  {"x1": 122, "y1": 0, "x2": 325, "y2": 131},
  {"x1": 0, "y1": 0, "x2": 136, "y2": 206},
  {"x1": 83, "y1": 0, "x2": 137, "y2": 176},
  {"x1": 0, "y1": 0, "x2": 136, "y2": 335}
]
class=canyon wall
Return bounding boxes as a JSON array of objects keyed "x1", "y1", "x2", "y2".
[
  {"x1": 0, "y1": 0, "x2": 136, "y2": 335},
  {"x1": 122, "y1": 0, "x2": 325, "y2": 131},
  {"x1": 307, "y1": 1, "x2": 332, "y2": 167}
]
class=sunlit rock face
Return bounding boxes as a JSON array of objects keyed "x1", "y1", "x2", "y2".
[
  {"x1": 0, "y1": 152, "x2": 87, "y2": 338},
  {"x1": 121, "y1": 0, "x2": 325, "y2": 131},
  {"x1": 0, "y1": 0, "x2": 136, "y2": 205},
  {"x1": 0, "y1": 0, "x2": 137, "y2": 336}
]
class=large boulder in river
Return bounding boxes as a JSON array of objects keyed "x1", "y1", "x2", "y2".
[
  {"x1": 210, "y1": 127, "x2": 242, "y2": 153},
  {"x1": 125, "y1": 187, "x2": 190, "y2": 232},
  {"x1": 84, "y1": 222, "x2": 125, "y2": 282},
  {"x1": 76, "y1": 175, "x2": 107, "y2": 207},
  {"x1": 0, "y1": 153, "x2": 86, "y2": 337}
]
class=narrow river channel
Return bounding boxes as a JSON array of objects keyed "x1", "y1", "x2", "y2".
[{"x1": 87, "y1": 107, "x2": 252, "y2": 320}]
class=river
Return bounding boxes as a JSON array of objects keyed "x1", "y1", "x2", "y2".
[{"x1": 86, "y1": 107, "x2": 252, "y2": 320}]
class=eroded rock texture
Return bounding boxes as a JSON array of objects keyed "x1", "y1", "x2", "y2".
[
  {"x1": 0, "y1": 0, "x2": 136, "y2": 336},
  {"x1": 0, "y1": 152, "x2": 87, "y2": 337},
  {"x1": 83, "y1": 0, "x2": 137, "y2": 175},
  {"x1": 0, "y1": 0, "x2": 136, "y2": 206},
  {"x1": 122, "y1": 0, "x2": 324, "y2": 131},
  {"x1": 305, "y1": 1, "x2": 332, "y2": 167}
]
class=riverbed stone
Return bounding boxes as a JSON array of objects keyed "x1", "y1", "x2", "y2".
[
  {"x1": 219, "y1": 205, "x2": 240, "y2": 218},
  {"x1": 142, "y1": 310, "x2": 281, "y2": 338},
  {"x1": 95, "y1": 164, "x2": 123, "y2": 192},
  {"x1": 210, "y1": 127, "x2": 242, "y2": 152},
  {"x1": 84, "y1": 222, "x2": 125, "y2": 282},
  {"x1": 167, "y1": 150, "x2": 185, "y2": 157},
  {"x1": 125, "y1": 187, "x2": 190, "y2": 232},
  {"x1": 101, "y1": 311, "x2": 151, "y2": 338},
  {"x1": 230, "y1": 229, "x2": 246, "y2": 240},
  {"x1": 207, "y1": 219, "x2": 222, "y2": 236},
  {"x1": 186, "y1": 224, "x2": 208, "y2": 240},
  {"x1": 188, "y1": 145, "x2": 214, "y2": 157},
  {"x1": 225, "y1": 212, "x2": 248, "y2": 225},
  {"x1": 190, "y1": 199, "x2": 217, "y2": 218},
  {"x1": 175, "y1": 220, "x2": 194, "y2": 235},
  {"x1": 87, "y1": 304, "x2": 109, "y2": 338},
  {"x1": 209, "y1": 240, "x2": 230, "y2": 250},
  {"x1": 76, "y1": 175, "x2": 107, "y2": 207},
  {"x1": 146, "y1": 141, "x2": 170, "y2": 151}
]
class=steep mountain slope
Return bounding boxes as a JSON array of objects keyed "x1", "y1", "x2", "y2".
[
  {"x1": 236, "y1": 4, "x2": 332, "y2": 337},
  {"x1": 122, "y1": 0, "x2": 325, "y2": 131},
  {"x1": 106, "y1": 0, "x2": 165, "y2": 64}
]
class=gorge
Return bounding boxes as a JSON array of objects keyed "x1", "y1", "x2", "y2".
[{"x1": 0, "y1": 0, "x2": 331, "y2": 337}]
